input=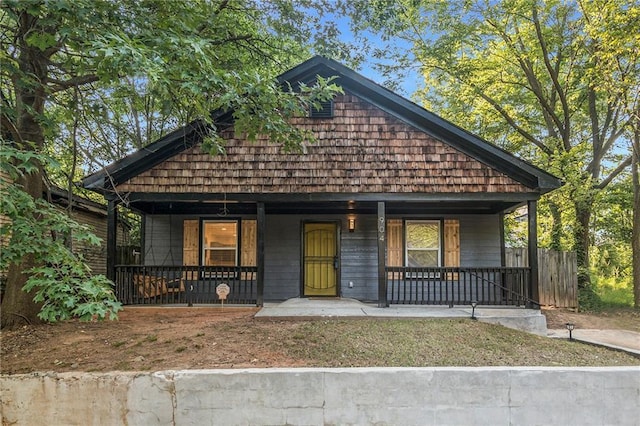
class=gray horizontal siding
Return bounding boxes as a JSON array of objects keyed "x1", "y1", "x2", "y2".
[
  {"x1": 143, "y1": 212, "x2": 502, "y2": 302},
  {"x1": 143, "y1": 215, "x2": 184, "y2": 266},
  {"x1": 340, "y1": 215, "x2": 378, "y2": 301},
  {"x1": 263, "y1": 215, "x2": 301, "y2": 300},
  {"x1": 263, "y1": 214, "x2": 379, "y2": 301},
  {"x1": 459, "y1": 214, "x2": 501, "y2": 266}
]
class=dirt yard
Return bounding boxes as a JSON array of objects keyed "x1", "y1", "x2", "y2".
[
  {"x1": 542, "y1": 306, "x2": 640, "y2": 332},
  {"x1": 1, "y1": 306, "x2": 638, "y2": 374}
]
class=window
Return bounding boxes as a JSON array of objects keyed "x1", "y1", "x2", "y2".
[
  {"x1": 202, "y1": 221, "x2": 238, "y2": 266},
  {"x1": 405, "y1": 220, "x2": 441, "y2": 267}
]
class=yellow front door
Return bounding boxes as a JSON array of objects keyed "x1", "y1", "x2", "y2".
[{"x1": 303, "y1": 223, "x2": 338, "y2": 296}]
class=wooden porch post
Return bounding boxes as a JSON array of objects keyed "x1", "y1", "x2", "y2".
[
  {"x1": 139, "y1": 213, "x2": 146, "y2": 264},
  {"x1": 256, "y1": 202, "x2": 265, "y2": 307},
  {"x1": 377, "y1": 201, "x2": 387, "y2": 307},
  {"x1": 106, "y1": 197, "x2": 118, "y2": 283},
  {"x1": 499, "y1": 212, "x2": 506, "y2": 267},
  {"x1": 527, "y1": 200, "x2": 540, "y2": 308}
]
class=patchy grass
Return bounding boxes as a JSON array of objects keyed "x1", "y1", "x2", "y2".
[
  {"x1": 275, "y1": 319, "x2": 637, "y2": 368},
  {"x1": 144, "y1": 334, "x2": 158, "y2": 343}
]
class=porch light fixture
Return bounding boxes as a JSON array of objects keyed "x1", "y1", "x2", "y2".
[
  {"x1": 348, "y1": 218, "x2": 356, "y2": 232},
  {"x1": 565, "y1": 323, "x2": 575, "y2": 340},
  {"x1": 471, "y1": 301, "x2": 478, "y2": 320}
]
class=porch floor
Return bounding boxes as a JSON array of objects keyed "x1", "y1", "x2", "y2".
[{"x1": 255, "y1": 298, "x2": 548, "y2": 336}]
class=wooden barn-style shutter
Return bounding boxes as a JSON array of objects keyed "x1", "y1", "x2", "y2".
[
  {"x1": 183, "y1": 220, "x2": 199, "y2": 266},
  {"x1": 386, "y1": 219, "x2": 403, "y2": 266},
  {"x1": 241, "y1": 219, "x2": 257, "y2": 266},
  {"x1": 444, "y1": 219, "x2": 460, "y2": 267}
]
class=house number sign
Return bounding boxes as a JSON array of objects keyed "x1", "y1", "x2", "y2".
[{"x1": 216, "y1": 283, "x2": 230, "y2": 300}]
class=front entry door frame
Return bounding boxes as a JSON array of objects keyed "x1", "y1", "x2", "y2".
[{"x1": 301, "y1": 220, "x2": 341, "y2": 297}]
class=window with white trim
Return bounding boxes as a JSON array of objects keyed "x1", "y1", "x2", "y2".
[
  {"x1": 202, "y1": 221, "x2": 238, "y2": 266},
  {"x1": 405, "y1": 220, "x2": 441, "y2": 267}
]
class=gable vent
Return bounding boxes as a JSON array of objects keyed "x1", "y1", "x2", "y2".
[{"x1": 310, "y1": 99, "x2": 334, "y2": 118}]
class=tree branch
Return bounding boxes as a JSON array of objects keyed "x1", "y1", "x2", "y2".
[
  {"x1": 490, "y1": 19, "x2": 565, "y2": 142},
  {"x1": 0, "y1": 91, "x2": 22, "y2": 144},
  {"x1": 532, "y1": 4, "x2": 571, "y2": 148},
  {"x1": 475, "y1": 90, "x2": 554, "y2": 155},
  {"x1": 47, "y1": 75, "x2": 100, "y2": 93},
  {"x1": 595, "y1": 156, "x2": 632, "y2": 190}
]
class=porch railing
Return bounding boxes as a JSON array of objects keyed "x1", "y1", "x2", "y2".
[
  {"x1": 114, "y1": 265, "x2": 258, "y2": 306},
  {"x1": 385, "y1": 266, "x2": 531, "y2": 306}
]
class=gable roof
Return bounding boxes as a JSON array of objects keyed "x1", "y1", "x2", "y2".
[{"x1": 82, "y1": 56, "x2": 561, "y2": 194}]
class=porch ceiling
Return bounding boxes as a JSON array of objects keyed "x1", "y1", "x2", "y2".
[{"x1": 127, "y1": 197, "x2": 526, "y2": 216}]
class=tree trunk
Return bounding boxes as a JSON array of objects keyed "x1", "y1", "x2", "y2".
[
  {"x1": 0, "y1": 171, "x2": 44, "y2": 327},
  {"x1": 1, "y1": 10, "x2": 49, "y2": 327},
  {"x1": 633, "y1": 135, "x2": 640, "y2": 309},
  {"x1": 548, "y1": 200, "x2": 563, "y2": 251},
  {"x1": 574, "y1": 199, "x2": 593, "y2": 289}
]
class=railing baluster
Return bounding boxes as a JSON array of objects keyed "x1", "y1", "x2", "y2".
[{"x1": 111, "y1": 264, "x2": 258, "y2": 306}]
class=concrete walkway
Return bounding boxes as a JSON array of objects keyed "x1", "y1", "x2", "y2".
[
  {"x1": 548, "y1": 328, "x2": 640, "y2": 356},
  {"x1": 255, "y1": 297, "x2": 548, "y2": 336}
]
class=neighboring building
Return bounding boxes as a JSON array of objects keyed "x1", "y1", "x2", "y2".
[
  {"x1": 0, "y1": 176, "x2": 131, "y2": 283},
  {"x1": 48, "y1": 187, "x2": 132, "y2": 276},
  {"x1": 82, "y1": 57, "x2": 561, "y2": 307}
]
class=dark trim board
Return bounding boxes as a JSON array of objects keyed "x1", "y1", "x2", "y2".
[
  {"x1": 256, "y1": 202, "x2": 265, "y2": 306},
  {"x1": 125, "y1": 192, "x2": 541, "y2": 204},
  {"x1": 122, "y1": 192, "x2": 535, "y2": 216},
  {"x1": 377, "y1": 202, "x2": 387, "y2": 307}
]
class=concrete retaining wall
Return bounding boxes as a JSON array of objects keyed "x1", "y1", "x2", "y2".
[{"x1": 2, "y1": 367, "x2": 639, "y2": 425}]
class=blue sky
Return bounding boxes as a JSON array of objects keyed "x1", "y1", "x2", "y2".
[{"x1": 317, "y1": 13, "x2": 421, "y2": 97}]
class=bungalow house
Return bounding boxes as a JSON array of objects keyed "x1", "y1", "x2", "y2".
[
  {"x1": 47, "y1": 186, "x2": 133, "y2": 275},
  {"x1": 81, "y1": 56, "x2": 561, "y2": 308}
]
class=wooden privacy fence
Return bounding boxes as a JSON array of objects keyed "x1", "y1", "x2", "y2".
[{"x1": 505, "y1": 248, "x2": 578, "y2": 308}]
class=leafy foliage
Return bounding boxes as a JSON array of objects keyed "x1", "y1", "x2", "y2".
[
  {"x1": 347, "y1": 0, "x2": 638, "y2": 296},
  {"x1": 0, "y1": 0, "x2": 352, "y2": 324},
  {"x1": 1, "y1": 0, "x2": 348, "y2": 179},
  {"x1": 0, "y1": 145, "x2": 122, "y2": 322}
]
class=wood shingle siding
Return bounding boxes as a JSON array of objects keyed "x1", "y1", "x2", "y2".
[{"x1": 116, "y1": 94, "x2": 531, "y2": 195}]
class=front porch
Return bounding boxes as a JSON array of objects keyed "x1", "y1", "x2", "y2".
[{"x1": 106, "y1": 193, "x2": 544, "y2": 309}]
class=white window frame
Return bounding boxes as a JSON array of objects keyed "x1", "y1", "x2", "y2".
[
  {"x1": 405, "y1": 220, "x2": 442, "y2": 269},
  {"x1": 201, "y1": 220, "x2": 239, "y2": 267}
]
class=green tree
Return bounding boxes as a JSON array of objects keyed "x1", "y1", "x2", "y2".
[
  {"x1": 1, "y1": 147, "x2": 123, "y2": 323},
  {"x1": 579, "y1": 0, "x2": 640, "y2": 307},
  {"x1": 1, "y1": 0, "x2": 343, "y2": 327},
  {"x1": 348, "y1": 0, "x2": 638, "y2": 295}
]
